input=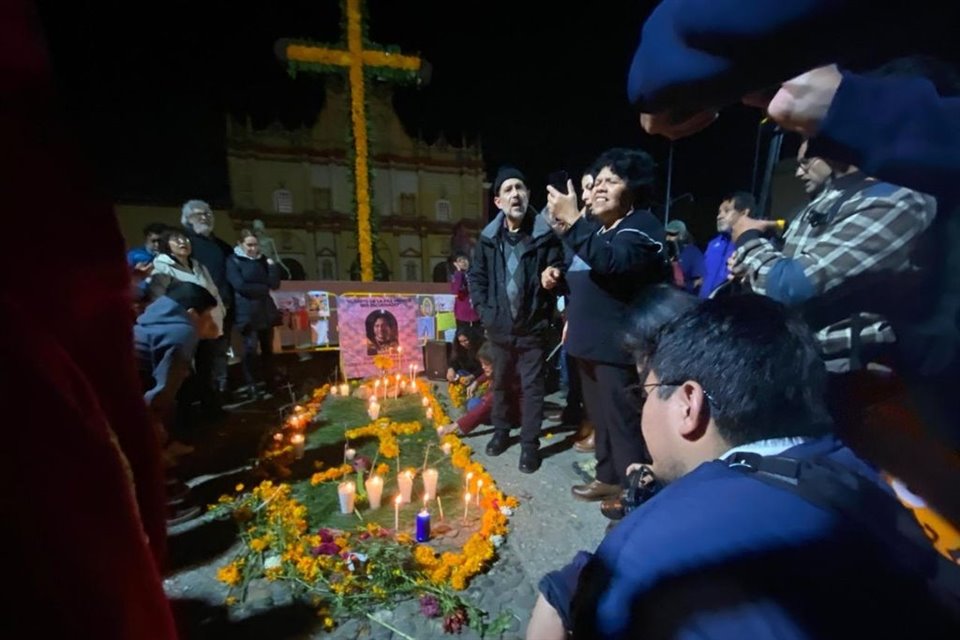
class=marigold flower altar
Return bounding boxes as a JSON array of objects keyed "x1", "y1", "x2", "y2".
[{"x1": 210, "y1": 374, "x2": 517, "y2": 636}]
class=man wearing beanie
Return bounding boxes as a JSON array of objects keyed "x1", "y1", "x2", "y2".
[{"x1": 470, "y1": 166, "x2": 564, "y2": 473}]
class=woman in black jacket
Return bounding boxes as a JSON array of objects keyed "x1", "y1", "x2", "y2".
[
  {"x1": 544, "y1": 148, "x2": 670, "y2": 503},
  {"x1": 227, "y1": 229, "x2": 281, "y2": 397}
]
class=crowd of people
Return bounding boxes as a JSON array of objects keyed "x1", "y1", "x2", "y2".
[{"x1": 8, "y1": 0, "x2": 960, "y2": 636}]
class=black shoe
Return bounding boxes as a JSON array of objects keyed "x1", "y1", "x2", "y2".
[
  {"x1": 485, "y1": 432, "x2": 510, "y2": 456},
  {"x1": 519, "y1": 448, "x2": 541, "y2": 474}
]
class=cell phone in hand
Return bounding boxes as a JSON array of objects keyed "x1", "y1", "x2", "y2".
[{"x1": 547, "y1": 170, "x2": 569, "y2": 194}]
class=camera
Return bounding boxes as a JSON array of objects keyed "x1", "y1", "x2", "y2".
[{"x1": 603, "y1": 465, "x2": 661, "y2": 521}]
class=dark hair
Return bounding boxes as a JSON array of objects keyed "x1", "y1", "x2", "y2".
[
  {"x1": 452, "y1": 251, "x2": 470, "y2": 262},
  {"x1": 591, "y1": 147, "x2": 657, "y2": 207},
  {"x1": 868, "y1": 55, "x2": 960, "y2": 97},
  {"x1": 365, "y1": 309, "x2": 398, "y2": 343},
  {"x1": 454, "y1": 325, "x2": 482, "y2": 353},
  {"x1": 143, "y1": 222, "x2": 168, "y2": 237},
  {"x1": 623, "y1": 284, "x2": 700, "y2": 362},
  {"x1": 239, "y1": 228, "x2": 256, "y2": 242},
  {"x1": 476, "y1": 342, "x2": 494, "y2": 365},
  {"x1": 159, "y1": 228, "x2": 191, "y2": 260},
  {"x1": 723, "y1": 191, "x2": 757, "y2": 216},
  {"x1": 643, "y1": 294, "x2": 831, "y2": 446},
  {"x1": 164, "y1": 281, "x2": 217, "y2": 313}
]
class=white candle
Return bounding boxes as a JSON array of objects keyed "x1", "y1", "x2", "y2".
[
  {"x1": 422, "y1": 468, "x2": 439, "y2": 501},
  {"x1": 365, "y1": 475, "x2": 384, "y2": 509},
  {"x1": 398, "y1": 346, "x2": 404, "y2": 372},
  {"x1": 426, "y1": 407, "x2": 434, "y2": 420},
  {"x1": 337, "y1": 481, "x2": 356, "y2": 514},
  {"x1": 344, "y1": 447, "x2": 356, "y2": 461},
  {"x1": 394, "y1": 494, "x2": 402, "y2": 530},
  {"x1": 409, "y1": 364, "x2": 415, "y2": 385},
  {"x1": 368, "y1": 401, "x2": 380, "y2": 420},
  {"x1": 463, "y1": 492, "x2": 470, "y2": 524},
  {"x1": 441, "y1": 442, "x2": 452, "y2": 456},
  {"x1": 382, "y1": 376, "x2": 389, "y2": 400},
  {"x1": 476, "y1": 479, "x2": 483, "y2": 506},
  {"x1": 465, "y1": 471, "x2": 474, "y2": 491},
  {"x1": 273, "y1": 432, "x2": 284, "y2": 442},
  {"x1": 394, "y1": 373, "x2": 401, "y2": 399},
  {"x1": 421, "y1": 396, "x2": 430, "y2": 407},
  {"x1": 374, "y1": 379, "x2": 381, "y2": 399},
  {"x1": 398, "y1": 470, "x2": 414, "y2": 503},
  {"x1": 290, "y1": 433, "x2": 305, "y2": 459},
  {"x1": 329, "y1": 385, "x2": 338, "y2": 396},
  {"x1": 437, "y1": 496, "x2": 445, "y2": 521},
  {"x1": 339, "y1": 382, "x2": 350, "y2": 397}
]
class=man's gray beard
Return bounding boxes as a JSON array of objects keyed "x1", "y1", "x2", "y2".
[
  {"x1": 505, "y1": 207, "x2": 526, "y2": 221},
  {"x1": 192, "y1": 222, "x2": 214, "y2": 236}
]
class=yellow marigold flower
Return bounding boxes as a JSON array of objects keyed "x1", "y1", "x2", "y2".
[
  {"x1": 249, "y1": 537, "x2": 268, "y2": 553},
  {"x1": 322, "y1": 617, "x2": 335, "y2": 630},
  {"x1": 450, "y1": 573, "x2": 467, "y2": 591},
  {"x1": 413, "y1": 545, "x2": 439, "y2": 567},
  {"x1": 430, "y1": 566, "x2": 451, "y2": 584},
  {"x1": 395, "y1": 532, "x2": 413, "y2": 545},
  {"x1": 216, "y1": 563, "x2": 242, "y2": 587},
  {"x1": 505, "y1": 496, "x2": 520, "y2": 509},
  {"x1": 265, "y1": 566, "x2": 283, "y2": 581},
  {"x1": 234, "y1": 483, "x2": 245, "y2": 492},
  {"x1": 375, "y1": 463, "x2": 390, "y2": 476},
  {"x1": 225, "y1": 596, "x2": 238, "y2": 606}
]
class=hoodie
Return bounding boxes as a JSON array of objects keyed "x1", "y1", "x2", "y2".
[{"x1": 134, "y1": 296, "x2": 200, "y2": 415}]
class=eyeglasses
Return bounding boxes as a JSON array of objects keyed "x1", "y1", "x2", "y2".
[{"x1": 626, "y1": 381, "x2": 721, "y2": 412}]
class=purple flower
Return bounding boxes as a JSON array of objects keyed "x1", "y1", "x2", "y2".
[
  {"x1": 419, "y1": 595, "x2": 441, "y2": 618},
  {"x1": 351, "y1": 455, "x2": 371, "y2": 473},
  {"x1": 317, "y1": 528, "x2": 335, "y2": 543},
  {"x1": 311, "y1": 542, "x2": 341, "y2": 556}
]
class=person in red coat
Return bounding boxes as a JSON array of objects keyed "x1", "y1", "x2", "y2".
[
  {"x1": 439, "y1": 344, "x2": 520, "y2": 436},
  {"x1": 1, "y1": 2, "x2": 177, "y2": 637}
]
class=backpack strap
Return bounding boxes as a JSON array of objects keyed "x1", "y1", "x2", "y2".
[{"x1": 727, "y1": 451, "x2": 960, "y2": 615}]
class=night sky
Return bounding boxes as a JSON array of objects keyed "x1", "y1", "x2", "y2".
[{"x1": 33, "y1": 1, "x2": 815, "y2": 234}]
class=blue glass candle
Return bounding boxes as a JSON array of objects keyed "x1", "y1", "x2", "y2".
[{"x1": 415, "y1": 508, "x2": 431, "y2": 542}]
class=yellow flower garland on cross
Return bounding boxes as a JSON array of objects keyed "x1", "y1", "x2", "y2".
[{"x1": 281, "y1": 0, "x2": 422, "y2": 281}]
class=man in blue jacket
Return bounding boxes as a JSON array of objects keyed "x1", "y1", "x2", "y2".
[
  {"x1": 527, "y1": 295, "x2": 956, "y2": 639},
  {"x1": 134, "y1": 281, "x2": 220, "y2": 434}
]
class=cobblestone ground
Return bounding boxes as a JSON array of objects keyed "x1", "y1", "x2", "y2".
[{"x1": 164, "y1": 386, "x2": 607, "y2": 639}]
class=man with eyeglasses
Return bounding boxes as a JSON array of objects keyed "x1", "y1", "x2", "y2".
[
  {"x1": 181, "y1": 199, "x2": 234, "y2": 412},
  {"x1": 727, "y1": 142, "x2": 935, "y2": 374},
  {"x1": 527, "y1": 295, "x2": 957, "y2": 640}
]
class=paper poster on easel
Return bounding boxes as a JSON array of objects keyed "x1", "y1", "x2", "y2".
[
  {"x1": 417, "y1": 316, "x2": 436, "y2": 343},
  {"x1": 337, "y1": 294, "x2": 422, "y2": 379},
  {"x1": 311, "y1": 318, "x2": 329, "y2": 346}
]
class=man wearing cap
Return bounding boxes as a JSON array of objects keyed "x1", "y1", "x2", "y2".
[
  {"x1": 469, "y1": 166, "x2": 564, "y2": 473},
  {"x1": 665, "y1": 219, "x2": 705, "y2": 294}
]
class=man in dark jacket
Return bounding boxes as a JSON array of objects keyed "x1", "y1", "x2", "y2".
[
  {"x1": 469, "y1": 166, "x2": 564, "y2": 473},
  {"x1": 182, "y1": 199, "x2": 233, "y2": 410}
]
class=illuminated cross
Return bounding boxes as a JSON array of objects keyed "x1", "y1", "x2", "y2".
[{"x1": 278, "y1": 0, "x2": 424, "y2": 282}]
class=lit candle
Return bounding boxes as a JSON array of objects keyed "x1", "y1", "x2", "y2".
[
  {"x1": 422, "y1": 468, "x2": 439, "y2": 500},
  {"x1": 365, "y1": 475, "x2": 383, "y2": 509},
  {"x1": 290, "y1": 433, "x2": 305, "y2": 459},
  {"x1": 337, "y1": 481, "x2": 356, "y2": 514},
  {"x1": 294, "y1": 405, "x2": 304, "y2": 413},
  {"x1": 382, "y1": 376, "x2": 389, "y2": 400},
  {"x1": 463, "y1": 492, "x2": 470, "y2": 524},
  {"x1": 437, "y1": 496, "x2": 445, "y2": 521},
  {"x1": 367, "y1": 401, "x2": 380, "y2": 421},
  {"x1": 416, "y1": 497, "x2": 431, "y2": 542},
  {"x1": 339, "y1": 382, "x2": 350, "y2": 397},
  {"x1": 426, "y1": 407, "x2": 434, "y2": 420},
  {"x1": 273, "y1": 432, "x2": 284, "y2": 442},
  {"x1": 421, "y1": 396, "x2": 430, "y2": 407},
  {"x1": 441, "y1": 442, "x2": 452, "y2": 456},
  {"x1": 398, "y1": 470, "x2": 414, "y2": 503},
  {"x1": 394, "y1": 494, "x2": 401, "y2": 530},
  {"x1": 329, "y1": 385, "x2": 338, "y2": 396},
  {"x1": 465, "y1": 471, "x2": 474, "y2": 491},
  {"x1": 344, "y1": 447, "x2": 357, "y2": 461},
  {"x1": 409, "y1": 363, "x2": 415, "y2": 385},
  {"x1": 476, "y1": 479, "x2": 483, "y2": 506},
  {"x1": 374, "y1": 379, "x2": 381, "y2": 399},
  {"x1": 394, "y1": 373, "x2": 401, "y2": 399}
]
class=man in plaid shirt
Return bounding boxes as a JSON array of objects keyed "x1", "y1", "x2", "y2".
[{"x1": 729, "y1": 141, "x2": 937, "y2": 371}]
